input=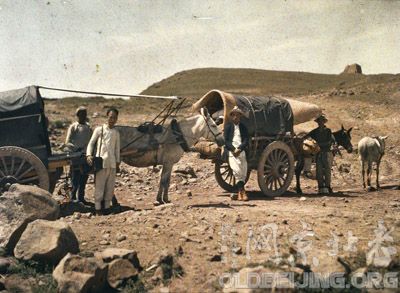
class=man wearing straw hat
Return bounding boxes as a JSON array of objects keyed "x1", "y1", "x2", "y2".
[
  {"x1": 224, "y1": 106, "x2": 249, "y2": 201},
  {"x1": 306, "y1": 114, "x2": 337, "y2": 194}
]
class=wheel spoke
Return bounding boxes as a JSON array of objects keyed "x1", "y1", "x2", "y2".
[
  {"x1": 18, "y1": 166, "x2": 34, "y2": 180},
  {"x1": 277, "y1": 177, "x2": 284, "y2": 188},
  {"x1": 14, "y1": 159, "x2": 26, "y2": 178},
  {"x1": 228, "y1": 173, "x2": 234, "y2": 185},
  {"x1": 221, "y1": 168, "x2": 230, "y2": 176},
  {"x1": 1, "y1": 157, "x2": 8, "y2": 175},
  {"x1": 223, "y1": 170, "x2": 231, "y2": 181},
  {"x1": 19, "y1": 176, "x2": 39, "y2": 184},
  {"x1": 273, "y1": 179, "x2": 278, "y2": 190},
  {"x1": 10, "y1": 156, "x2": 15, "y2": 175}
]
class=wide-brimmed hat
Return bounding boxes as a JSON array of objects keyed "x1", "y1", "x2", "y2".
[
  {"x1": 75, "y1": 106, "x2": 87, "y2": 115},
  {"x1": 314, "y1": 114, "x2": 328, "y2": 123},
  {"x1": 230, "y1": 106, "x2": 245, "y2": 116}
]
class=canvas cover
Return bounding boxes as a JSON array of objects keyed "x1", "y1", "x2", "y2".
[
  {"x1": 192, "y1": 90, "x2": 322, "y2": 137},
  {"x1": 0, "y1": 86, "x2": 44, "y2": 116},
  {"x1": 0, "y1": 86, "x2": 50, "y2": 161}
]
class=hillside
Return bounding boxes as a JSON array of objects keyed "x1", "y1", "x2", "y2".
[{"x1": 140, "y1": 67, "x2": 400, "y2": 102}]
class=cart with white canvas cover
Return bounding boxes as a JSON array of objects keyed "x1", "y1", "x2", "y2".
[{"x1": 192, "y1": 90, "x2": 321, "y2": 197}]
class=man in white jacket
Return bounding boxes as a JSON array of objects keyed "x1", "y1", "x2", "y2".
[{"x1": 87, "y1": 108, "x2": 120, "y2": 215}]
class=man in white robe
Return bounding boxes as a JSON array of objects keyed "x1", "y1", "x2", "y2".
[{"x1": 224, "y1": 106, "x2": 249, "y2": 201}]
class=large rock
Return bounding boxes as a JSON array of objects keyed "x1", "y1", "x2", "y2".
[
  {"x1": 4, "y1": 274, "x2": 36, "y2": 293},
  {"x1": 0, "y1": 257, "x2": 12, "y2": 274},
  {"x1": 95, "y1": 248, "x2": 142, "y2": 270},
  {"x1": 53, "y1": 253, "x2": 108, "y2": 293},
  {"x1": 14, "y1": 220, "x2": 79, "y2": 264},
  {"x1": 107, "y1": 259, "x2": 138, "y2": 289},
  {"x1": 0, "y1": 184, "x2": 60, "y2": 253},
  {"x1": 342, "y1": 63, "x2": 362, "y2": 74}
]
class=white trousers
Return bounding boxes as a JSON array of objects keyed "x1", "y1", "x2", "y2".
[
  {"x1": 228, "y1": 151, "x2": 248, "y2": 183},
  {"x1": 94, "y1": 168, "x2": 116, "y2": 210}
]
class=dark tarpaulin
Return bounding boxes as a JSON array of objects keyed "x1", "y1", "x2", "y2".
[
  {"x1": 0, "y1": 86, "x2": 51, "y2": 161},
  {"x1": 0, "y1": 86, "x2": 43, "y2": 114},
  {"x1": 234, "y1": 95, "x2": 294, "y2": 136}
]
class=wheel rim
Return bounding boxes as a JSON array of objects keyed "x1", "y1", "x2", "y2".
[
  {"x1": 0, "y1": 147, "x2": 49, "y2": 193},
  {"x1": 264, "y1": 149, "x2": 289, "y2": 191},
  {"x1": 214, "y1": 160, "x2": 250, "y2": 192},
  {"x1": 220, "y1": 161, "x2": 236, "y2": 187},
  {"x1": 257, "y1": 141, "x2": 294, "y2": 197}
]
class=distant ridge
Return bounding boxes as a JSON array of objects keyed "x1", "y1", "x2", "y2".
[{"x1": 140, "y1": 67, "x2": 398, "y2": 99}]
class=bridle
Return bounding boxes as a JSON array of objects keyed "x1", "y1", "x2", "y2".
[{"x1": 199, "y1": 111, "x2": 223, "y2": 142}]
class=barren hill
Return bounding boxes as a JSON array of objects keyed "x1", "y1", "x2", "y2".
[{"x1": 141, "y1": 67, "x2": 400, "y2": 103}]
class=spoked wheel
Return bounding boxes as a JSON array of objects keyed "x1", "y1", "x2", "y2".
[
  {"x1": 0, "y1": 146, "x2": 49, "y2": 193},
  {"x1": 257, "y1": 141, "x2": 294, "y2": 197},
  {"x1": 214, "y1": 160, "x2": 250, "y2": 192}
]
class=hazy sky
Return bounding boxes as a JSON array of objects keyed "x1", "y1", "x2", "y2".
[{"x1": 1, "y1": 0, "x2": 399, "y2": 96}]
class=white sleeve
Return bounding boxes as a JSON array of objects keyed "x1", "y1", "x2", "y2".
[
  {"x1": 86, "y1": 127, "x2": 100, "y2": 156},
  {"x1": 115, "y1": 130, "x2": 120, "y2": 163}
]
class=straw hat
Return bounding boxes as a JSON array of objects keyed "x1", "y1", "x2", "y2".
[
  {"x1": 75, "y1": 106, "x2": 87, "y2": 115},
  {"x1": 314, "y1": 114, "x2": 328, "y2": 123},
  {"x1": 230, "y1": 106, "x2": 245, "y2": 116}
]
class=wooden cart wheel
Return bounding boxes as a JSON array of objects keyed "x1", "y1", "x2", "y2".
[
  {"x1": 257, "y1": 141, "x2": 294, "y2": 197},
  {"x1": 0, "y1": 146, "x2": 49, "y2": 193},
  {"x1": 215, "y1": 160, "x2": 250, "y2": 192}
]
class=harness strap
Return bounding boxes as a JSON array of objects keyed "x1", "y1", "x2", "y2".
[{"x1": 170, "y1": 119, "x2": 190, "y2": 152}]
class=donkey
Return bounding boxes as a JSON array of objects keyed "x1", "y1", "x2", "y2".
[
  {"x1": 358, "y1": 136, "x2": 388, "y2": 191},
  {"x1": 117, "y1": 108, "x2": 224, "y2": 205},
  {"x1": 295, "y1": 125, "x2": 353, "y2": 194}
]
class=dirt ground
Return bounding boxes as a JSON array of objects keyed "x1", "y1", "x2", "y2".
[{"x1": 44, "y1": 82, "x2": 400, "y2": 292}]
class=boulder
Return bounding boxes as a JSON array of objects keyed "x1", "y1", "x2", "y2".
[
  {"x1": 14, "y1": 220, "x2": 79, "y2": 264},
  {"x1": 107, "y1": 259, "x2": 138, "y2": 289},
  {"x1": 150, "y1": 250, "x2": 183, "y2": 283},
  {"x1": 0, "y1": 257, "x2": 12, "y2": 274},
  {"x1": 4, "y1": 274, "x2": 36, "y2": 293},
  {"x1": 53, "y1": 253, "x2": 108, "y2": 293},
  {"x1": 95, "y1": 248, "x2": 142, "y2": 270},
  {"x1": 0, "y1": 184, "x2": 59, "y2": 253},
  {"x1": 342, "y1": 63, "x2": 362, "y2": 74}
]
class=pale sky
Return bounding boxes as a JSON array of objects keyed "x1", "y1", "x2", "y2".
[{"x1": 1, "y1": 0, "x2": 399, "y2": 97}]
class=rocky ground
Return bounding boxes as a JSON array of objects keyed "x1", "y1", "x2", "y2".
[{"x1": 1, "y1": 73, "x2": 400, "y2": 292}]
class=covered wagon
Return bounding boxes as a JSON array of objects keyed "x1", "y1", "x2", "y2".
[
  {"x1": 192, "y1": 89, "x2": 321, "y2": 196},
  {"x1": 0, "y1": 86, "x2": 83, "y2": 193}
]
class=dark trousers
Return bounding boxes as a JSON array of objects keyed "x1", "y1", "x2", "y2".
[
  {"x1": 71, "y1": 168, "x2": 88, "y2": 201},
  {"x1": 316, "y1": 152, "x2": 331, "y2": 189}
]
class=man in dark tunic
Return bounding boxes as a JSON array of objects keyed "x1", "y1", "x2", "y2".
[{"x1": 306, "y1": 114, "x2": 337, "y2": 194}]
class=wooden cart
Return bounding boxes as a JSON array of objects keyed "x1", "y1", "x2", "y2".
[
  {"x1": 192, "y1": 90, "x2": 300, "y2": 197},
  {"x1": 0, "y1": 86, "x2": 83, "y2": 193}
]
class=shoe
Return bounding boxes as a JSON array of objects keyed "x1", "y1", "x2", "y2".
[
  {"x1": 230, "y1": 193, "x2": 238, "y2": 200},
  {"x1": 328, "y1": 187, "x2": 333, "y2": 194},
  {"x1": 103, "y1": 208, "x2": 111, "y2": 216},
  {"x1": 237, "y1": 191, "x2": 243, "y2": 201},
  {"x1": 241, "y1": 190, "x2": 249, "y2": 201}
]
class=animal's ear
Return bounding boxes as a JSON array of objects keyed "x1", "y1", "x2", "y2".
[
  {"x1": 381, "y1": 135, "x2": 388, "y2": 140},
  {"x1": 202, "y1": 107, "x2": 210, "y2": 117},
  {"x1": 341, "y1": 124, "x2": 344, "y2": 130},
  {"x1": 348, "y1": 127, "x2": 353, "y2": 134}
]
